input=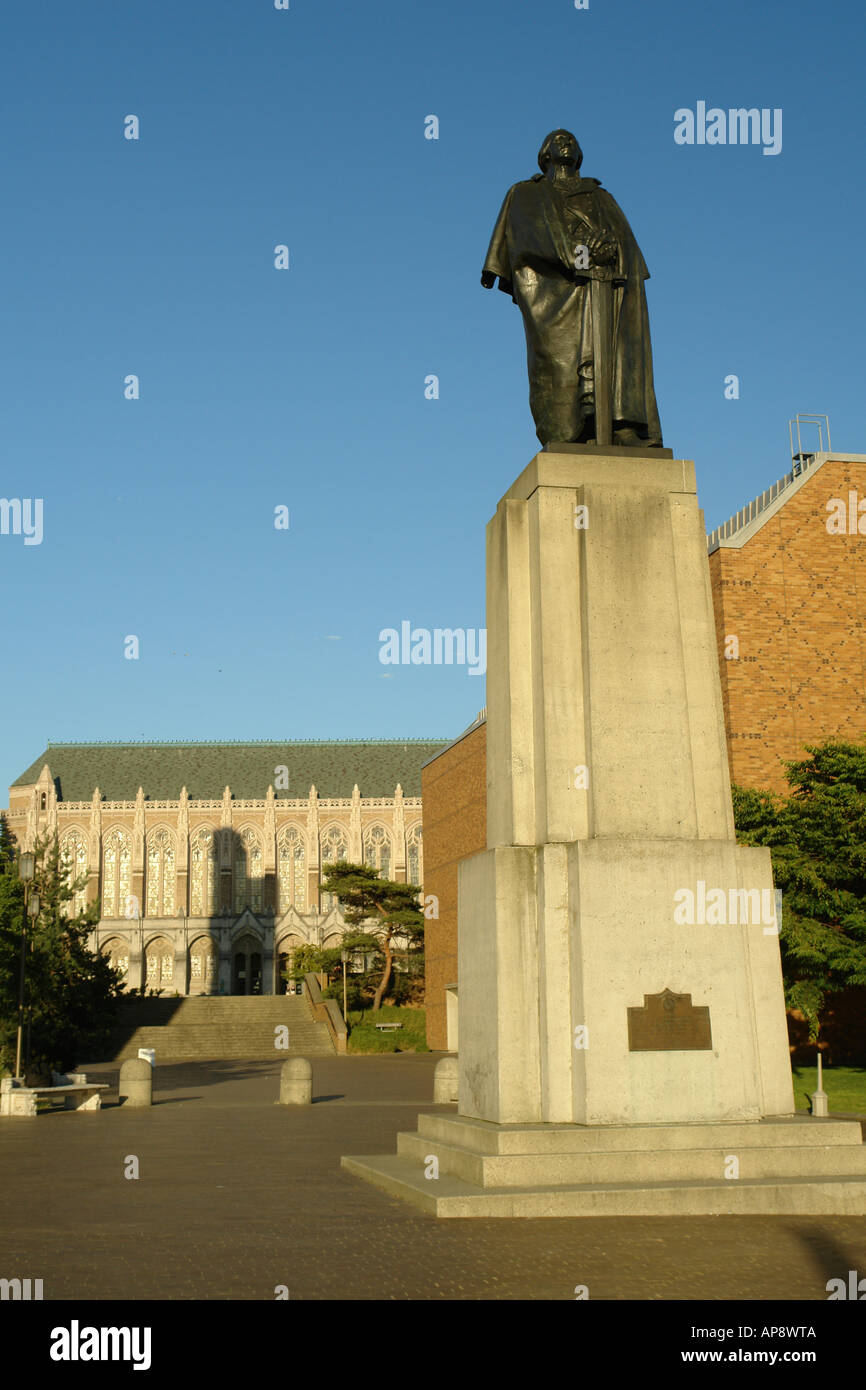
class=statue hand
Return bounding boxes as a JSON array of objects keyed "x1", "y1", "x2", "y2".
[{"x1": 587, "y1": 235, "x2": 617, "y2": 266}]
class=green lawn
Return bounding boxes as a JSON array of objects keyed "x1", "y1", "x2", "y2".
[
  {"x1": 346, "y1": 1005, "x2": 428, "y2": 1054},
  {"x1": 790, "y1": 1065, "x2": 866, "y2": 1114}
]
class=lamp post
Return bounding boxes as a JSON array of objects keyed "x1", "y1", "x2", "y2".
[
  {"x1": 341, "y1": 950, "x2": 349, "y2": 1021},
  {"x1": 24, "y1": 891, "x2": 39, "y2": 1068},
  {"x1": 15, "y1": 852, "x2": 36, "y2": 1080},
  {"x1": 24, "y1": 889, "x2": 39, "y2": 1061}
]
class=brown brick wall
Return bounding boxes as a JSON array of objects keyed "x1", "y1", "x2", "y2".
[
  {"x1": 711, "y1": 457, "x2": 866, "y2": 794},
  {"x1": 421, "y1": 722, "x2": 486, "y2": 1050}
]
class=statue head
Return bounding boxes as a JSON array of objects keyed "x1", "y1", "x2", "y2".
[{"x1": 538, "y1": 129, "x2": 583, "y2": 173}]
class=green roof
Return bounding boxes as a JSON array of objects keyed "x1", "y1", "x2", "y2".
[{"x1": 12, "y1": 741, "x2": 450, "y2": 802}]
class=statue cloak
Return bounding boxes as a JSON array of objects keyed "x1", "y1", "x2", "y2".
[{"x1": 481, "y1": 174, "x2": 662, "y2": 446}]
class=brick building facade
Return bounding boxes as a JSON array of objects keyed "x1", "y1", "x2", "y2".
[
  {"x1": 421, "y1": 716, "x2": 486, "y2": 1052},
  {"x1": 709, "y1": 452, "x2": 866, "y2": 793}
]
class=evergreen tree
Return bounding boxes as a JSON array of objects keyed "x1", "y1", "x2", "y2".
[
  {"x1": 320, "y1": 861, "x2": 424, "y2": 1010},
  {"x1": 0, "y1": 823, "x2": 123, "y2": 1077},
  {"x1": 732, "y1": 738, "x2": 866, "y2": 1039}
]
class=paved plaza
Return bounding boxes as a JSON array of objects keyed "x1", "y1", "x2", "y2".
[{"x1": 0, "y1": 1054, "x2": 864, "y2": 1301}]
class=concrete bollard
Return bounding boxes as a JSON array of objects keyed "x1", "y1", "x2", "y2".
[
  {"x1": 119, "y1": 1057, "x2": 153, "y2": 1108},
  {"x1": 279, "y1": 1057, "x2": 312, "y2": 1106},
  {"x1": 433, "y1": 1055, "x2": 459, "y2": 1103}
]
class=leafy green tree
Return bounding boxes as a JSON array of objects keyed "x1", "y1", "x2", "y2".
[
  {"x1": 285, "y1": 943, "x2": 344, "y2": 984},
  {"x1": 282, "y1": 942, "x2": 373, "y2": 1010},
  {"x1": 732, "y1": 738, "x2": 866, "y2": 1040},
  {"x1": 320, "y1": 862, "x2": 424, "y2": 1011},
  {"x1": 0, "y1": 824, "x2": 123, "y2": 1077}
]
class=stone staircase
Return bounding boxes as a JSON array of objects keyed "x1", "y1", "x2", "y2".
[{"x1": 106, "y1": 995, "x2": 335, "y2": 1062}]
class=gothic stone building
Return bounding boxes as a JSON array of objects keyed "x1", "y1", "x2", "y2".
[{"x1": 4, "y1": 740, "x2": 446, "y2": 997}]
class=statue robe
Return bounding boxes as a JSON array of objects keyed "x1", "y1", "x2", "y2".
[{"x1": 481, "y1": 173, "x2": 663, "y2": 447}]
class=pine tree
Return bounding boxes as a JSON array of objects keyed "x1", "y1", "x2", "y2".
[
  {"x1": 0, "y1": 825, "x2": 123, "y2": 1077},
  {"x1": 320, "y1": 861, "x2": 424, "y2": 1010}
]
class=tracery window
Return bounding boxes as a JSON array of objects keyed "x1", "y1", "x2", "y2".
[
  {"x1": 189, "y1": 937, "x2": 217, "y2": 992},
  {"x1": 61, "y1": 829, "x2": 88, "y2": 914},
  {"x1": 320, "y1": 825, "x2": 348, "y2": 911},
  {"x1": 234, "y1": 828, "x2": 263, "y2": 913},
  {"x1": 278, "y1": 826, "x2": 306, "y2": 913},
  {"x1": 145, "y1": 936, "x2": 173, "y2": 989},
  {"x1": 190, "y1": 828, "x2": 218, "y2": 916},
  {"x1": 406, "y1": 824, "x2": 422, "y2": 886},
  {"x1": 363, "y1": 824, "x2": 391, "y2": 879},
  {"x1": 102, "y1": 827, "x2": 132, "y2": 918},
  {"x1": 146, "y1": 828, "x2": 176, "y2": 917},
  {"x1": 102, "y1": 937, "x2": 129, "y2": 981}
]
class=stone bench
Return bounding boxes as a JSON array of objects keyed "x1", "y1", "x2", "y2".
[
  {"x1": 0, "y1": 1074, "x2": 108, "y2": 1118},
  {"x1": 374, "y1": 1022, "x2": 402, "y2": 1032}
]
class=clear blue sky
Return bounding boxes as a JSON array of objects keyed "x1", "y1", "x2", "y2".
[{"x1": 2, "y1": 0, "x2": 864, "y2": 795}]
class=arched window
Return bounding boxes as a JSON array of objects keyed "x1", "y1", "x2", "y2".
[
  {"x1": 145, "y1": 936, "x2": 173, "y2": 990},
  {"x1": 320, "y1": 825, "x2": 348, "y2": 911},
  {"x1": 40, "y1": 792, "x2": 47, "y2": 811},
  {"x1": 363, "y1": 824, "x2": 391, "y2": 879},
  {"x1": 234, "y1": 828, "x2": 263, "y2": 913},
  {"x1": 278, "y1": 826, "x2": 306, "y2": 913},
  {"x1": 190, "y1": 828, "x2": 218, "y2": 916},
  {"x1": 406, "y1": 823, "x2": 423, "y2": 886},
  {"x1": 146, "y1": 828, "x2": 176, "y2": 917},
  {"x1": 61, "y1": 830, "x2": 88, "y2": 914},
  {"x1": 101, "y1": 937, "x2": 129, "y2": 982},
  {"x1": 189, "y1": 936, "x2": 217, "y2": 993},
  {"x1": 102, "y1": 828, "x2": 132, "y2": 918}
]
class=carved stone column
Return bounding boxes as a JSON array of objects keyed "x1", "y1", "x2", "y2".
[
  {"x1": 306, "y1": 786, "x2": 320, "y2": 912},
  {"x1": 88, "y1": 787, "x2": 102, "y2": 911},
  {"x1": 220, "y1": 787, "x2": 233, "y2": 914},
  {"x1": 264, "y1": 784, "x2": 277, "y2": 913},
  {"x1": 46, "y1": 775, "x2": 58, "y2": 842},
  {"x1": 176, "y1": 787, "x2": 190, "y2": 915},
  {"x1": 393, "y1": 783, "x2": 406, "y2": 882},
  {"x1": 349, "y1": 784, "x2": 362, "y2": 862},
  {"x1": 173, "y1": 919, "x2": 189, "y2": 996},
  {"x1": 132, "y1": 787, "x2": 146, "y2": 917}
]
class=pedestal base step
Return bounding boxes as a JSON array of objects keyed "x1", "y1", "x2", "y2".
[
  {"x1": 340, "y1": 1154, "x2": 866, "y2": 1218},
  {"x1": 341, "y1": 1113, "x2": 866, "y2": 1217}
]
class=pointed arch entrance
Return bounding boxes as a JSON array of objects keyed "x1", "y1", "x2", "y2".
[{"x1": 232, "y1": 932, "x2": 262, "y2": 995}]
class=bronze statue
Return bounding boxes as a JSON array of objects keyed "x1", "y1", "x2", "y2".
[{"x1": 481, "y1": 130, "x2": 663, "y2": 449}]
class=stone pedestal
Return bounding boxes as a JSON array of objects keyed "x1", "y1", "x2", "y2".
[
  {"x1": 459, "y1": 837, "x2": 789, "y2": 1126},
  {"x1": 458, "y1": 449, "x2": 792, "y2": 1126},
  {"x1": 342, "y1": 448, "x2": 866, "y2": 1216}
]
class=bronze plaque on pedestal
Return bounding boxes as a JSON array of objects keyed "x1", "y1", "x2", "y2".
[{"x1": 627, "y1": 988, "x2": 712, "y2": 1052}]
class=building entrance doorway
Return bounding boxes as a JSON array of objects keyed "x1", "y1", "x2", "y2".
[{"x1": 232, "y1": 935, "x2": 262, "y2": 995}]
